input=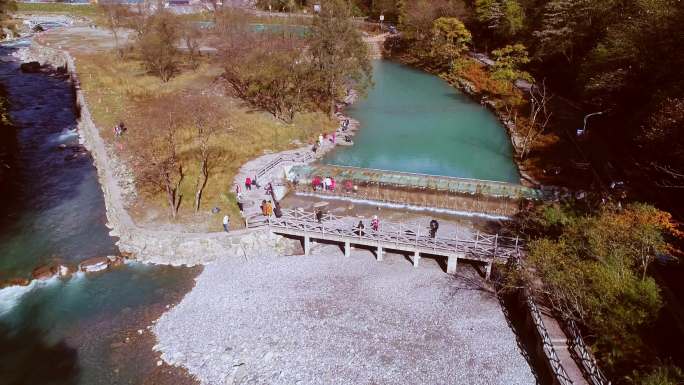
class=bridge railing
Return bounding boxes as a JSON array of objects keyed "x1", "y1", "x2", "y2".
[{"x1": 268, "y1": 209, "x2": 522, "y2": 260}]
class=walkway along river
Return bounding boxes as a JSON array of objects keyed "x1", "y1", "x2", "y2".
[{"x1": 0, "y1": 39, "x2": 198, "y2": 385}]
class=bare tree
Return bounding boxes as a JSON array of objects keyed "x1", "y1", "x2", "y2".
[
  {"x1": 100, "y1": 3, "x2": 129, "y2": 58},
  {"x1": 189, "y1": 98, "x2": 221, "y2": 212},
  {"x1": 520, "y1": 80, "x2": 552, "y2": 159},
  {"x1": 182, "y1": 22, "x2": 203, "y2": 70},
  {"x1": 131, "y1": 104, "x2": 185, "y2": 219}
]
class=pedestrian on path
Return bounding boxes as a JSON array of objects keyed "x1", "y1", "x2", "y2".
[
  {"x1": 274, "y1": 202, "x2": 282, "y2": 218},
  {"x1": 266, "y1": 200, "x2": 274, "y2": 216},
  {"x1": 236, "y1": 192, "x2": 244, "y2": 212},
  {"x1": 371, "y1": 215, "x2": 379, "y2": 231},
  {"x1": 245, "y1": 177, "x2": 252, "y2": 191},
  {"x1": 222, "y1": 215, "x2": 230, "y2": 232},
  {"x1": 315, "y1": 208, "x2": 323, "y2": 223},
  {"x1": 261, "y1": 200, "x2": 268, "y2": 216}
]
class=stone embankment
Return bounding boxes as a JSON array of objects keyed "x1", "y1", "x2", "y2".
[{"x1": 17, "y1": 42, "x2": 292, "y2": 266}]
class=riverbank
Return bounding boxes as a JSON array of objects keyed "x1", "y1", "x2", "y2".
[
  {"x1": 154, "y1": 244, "x2": 536, "y2": 385},
  {"x1": 15, "y1": 42, "x2": 292, "y2": 266}
]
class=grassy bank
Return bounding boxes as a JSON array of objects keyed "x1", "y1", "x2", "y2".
[
  {"x1": 17, "y1": 2, "x2": 99, "y2": 17},
  {"x1": 75, "y1": 51, "x2": 334, "y2": 230}
]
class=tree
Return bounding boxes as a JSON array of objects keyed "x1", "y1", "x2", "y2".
[
  {"x1": 491, "y1": 43, "x2": 532, "y2": 82},
  {"x1": 100, "y1": 3, "x2": 130, "y2": 58},
  {"x1": 223, "y1": 34, "x2": 312, "y2": 122},
  {"x1": 516, "y1": 202, "x2": 681, "y2": 370},
  {"x1": 188, "y1": 97, "x2": 222, "y2": 212},
  {"x1": 137, "y1": 12, "x2": 181, "y2": 82},
  {"x1": 532, "y1": 0, "x2": 582, "y2": 63},
  {"x1": 0, "y1": 0, "x2": 16, "y2": 39},
  {"x1": 430, "y1": 17, "x2": 471, "y2": 71},
  {"x1": 130, "y1": 102, "x2": 185, "y2": 219},
  {"x1": 474, "y1": 0, "x2": 524, "y2": 38},
  {"x1": 519, "y1": 79, "x2": 551, "y2": 159},
  {"x1": 181, "y1": 20, "x2": 203, "y2": 70},
  {"x1": 309, "y1": 0, "x2": 372, "y2": 117},
  {"x1": 629, "y1": 365, "x2": 684, "y2": 385},
  {"x1": 641, "y1": 98, "x2": 684, "y2": 189}
]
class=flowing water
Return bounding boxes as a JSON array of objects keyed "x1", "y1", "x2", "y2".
[
  {"x1": 0, "y1": 40, "x2": 196, "y2": 385},
  {"x1": 323, "y1": 60, "x2": 520, "y2": 183}
]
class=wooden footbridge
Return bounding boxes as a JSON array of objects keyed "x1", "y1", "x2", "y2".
[{"x1": 258, "y1": 209, "x2": 523, "y2": 278}]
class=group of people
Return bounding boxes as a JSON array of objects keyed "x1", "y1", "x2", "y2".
[
  {"x1": 354, "y1": 215, "x2": 380, "y2": 235},
  {"x1": 244, "y1": 176, "x2": 259, "y2": 191},
  {"x1": 311, "y1": 176, "x2": 337, "y2": 192},
  {"x1": 352, "y1": 216, "x2": 440, "y2": 238},
  {"x1": 261, "y1": 199, "x2": 282, "y2": 218}
]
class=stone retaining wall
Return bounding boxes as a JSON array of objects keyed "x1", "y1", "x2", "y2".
[{"x1": 21, "y1": 43, "x2": 285, "y2": 266}]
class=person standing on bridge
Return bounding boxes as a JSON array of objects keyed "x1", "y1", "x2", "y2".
[
  {"x1": 355, "y1": 221, "x2": 365, "y2": 236},
  {"x1": 245, "y1": 177, "x2": 252, "y2": 191},
  {"x1": 371, "y1": 215, "x2": 379, "y2": 232},
  {"x1": 429, "y1": 219, "x2": 439, "y2": 238}
]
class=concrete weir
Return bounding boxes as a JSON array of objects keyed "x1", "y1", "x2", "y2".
[{"x1": 287, "y1": 164, "x2": 543, "y2": 217}]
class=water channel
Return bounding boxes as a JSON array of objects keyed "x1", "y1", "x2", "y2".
[
  {"x1": 0, "y1": 40, "x2": 197, "y2": 385},
  {"x1": 323, "y1": 60, "x2": 520, "y2": 183}
]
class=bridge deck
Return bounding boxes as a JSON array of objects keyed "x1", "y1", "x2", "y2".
[{"x1": 261, "y1": 209, "x2": 522, "y2": 276}]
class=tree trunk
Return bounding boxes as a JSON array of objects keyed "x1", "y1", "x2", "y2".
[{"x1": 194, "y1": 159, "x2": 208, "y2": 212}]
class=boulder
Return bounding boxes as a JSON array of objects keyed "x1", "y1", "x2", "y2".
[
  {"x1": 32, "y1": 263, "x2": 59, "y2": 280},
  {"x1": 0, "y1": 277, "x2": 31, "y2": 289},
  {"x1": 107, "y1": 255, "x2": 124, "y2": 267},
  {"x1": 20, "y1": 61, "x2": 42, "y2": 73},
  {"x1": 79, "y1": 256, "x2": 111, "y2": 273},
  {"x1": 32, "y1": 262, "x2": 71, "y2": 280}
]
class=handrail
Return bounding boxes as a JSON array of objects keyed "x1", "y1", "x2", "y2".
[
  {"x1": 256, "y1": 152, "x2": 314, "y2": 180},
  {"x1": 564, "y1": 320, "x2": 611, "y2": 385},
  {"x1": 526, "y1": 297, "x2": 575, "y2": 385}
]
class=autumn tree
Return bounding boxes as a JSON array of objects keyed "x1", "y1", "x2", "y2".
[
  {"x1": 430, "y1": 17, "x2": 471, "y2": 71},
  {"x1": 309, "y1": 0, "x2": 372, "y2": 117},
  {"x1": 137, "y1": 12, "x2": 181, "y2": 82},
  {"x1": 514, "y1": 202, "x2": 681, "y2": 371}
]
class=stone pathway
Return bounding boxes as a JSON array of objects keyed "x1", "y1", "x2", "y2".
[{"x1": 233, "y1": 97, "x2": 360, "y2": 222}]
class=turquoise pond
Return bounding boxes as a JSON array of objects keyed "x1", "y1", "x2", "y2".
[{"x1": 323, "y1": 60, "x2": 520, "y2": 183}]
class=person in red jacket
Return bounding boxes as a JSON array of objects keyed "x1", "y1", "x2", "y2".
[{"x1": 245, "y1": 177, "x2": 252, "y2": 191}]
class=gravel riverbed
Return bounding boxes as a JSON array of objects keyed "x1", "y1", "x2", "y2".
[{"x1": 154, "y1": 245, "x2": 536, "y2": 385}]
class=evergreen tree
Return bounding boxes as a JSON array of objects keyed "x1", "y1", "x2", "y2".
[{"x1": 308, "y1": 0, "x2": 372, "y2": 116}]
